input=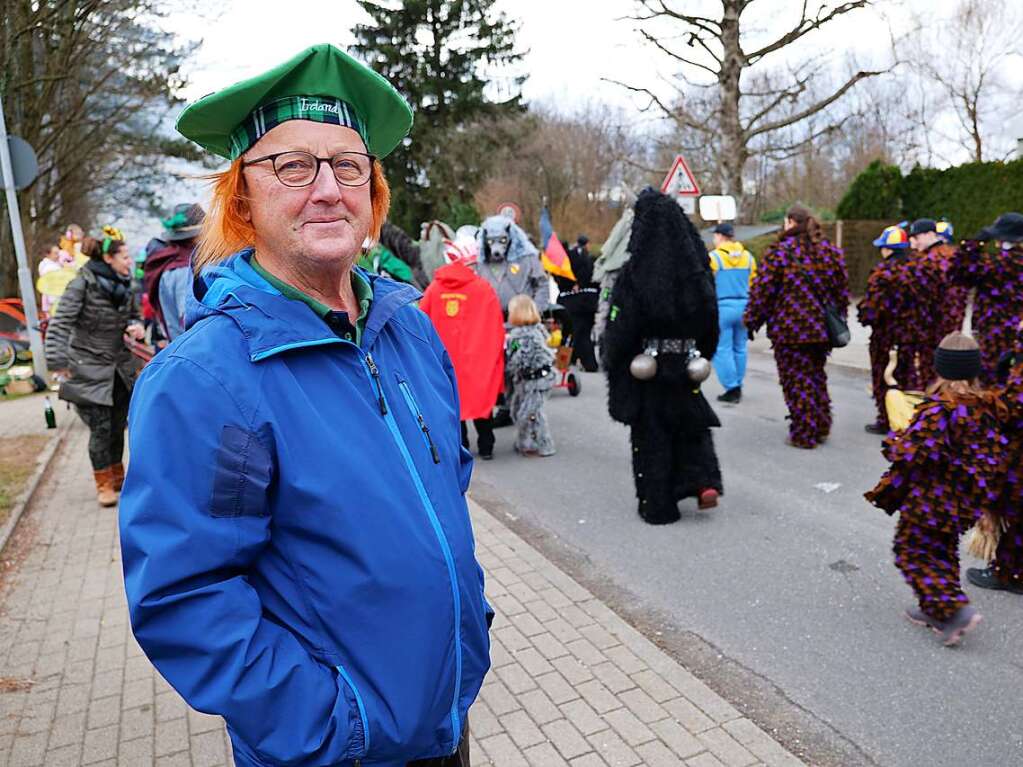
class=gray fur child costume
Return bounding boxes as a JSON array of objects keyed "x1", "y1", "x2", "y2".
[
  {"x1": 506, "y1": 323, "x2": 557, "y2": 456},
  {"x1": 603, "y1": 188, "x2": 723, "y2": 524}
]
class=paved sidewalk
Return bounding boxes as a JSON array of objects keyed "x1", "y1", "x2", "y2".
[{"x1": 0, "y1": 425, "x2": 803, "y2": 766}]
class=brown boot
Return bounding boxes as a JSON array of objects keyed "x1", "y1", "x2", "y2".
[
  {"x1": 111, "y1": 462, "x2": 125, "y2": 492},
  {"x1": 93, "y1": 468, "x2": 118, "y2": 507}
]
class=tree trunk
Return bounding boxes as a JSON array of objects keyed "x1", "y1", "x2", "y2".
[{"x1": 718, "y1": 0, "x2": 747, "y2": 218}]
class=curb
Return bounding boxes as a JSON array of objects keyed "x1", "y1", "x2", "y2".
[{"x1": 0, "y1": 418, "x2": 75, "y2": 555}]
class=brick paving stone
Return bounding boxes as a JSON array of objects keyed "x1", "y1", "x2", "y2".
[
  {"x1": 499, "y1": 709, "x2": 546, "y2": 750},
  {"x1": 569, "y1": 753, "x2": 609, "y2": 767},
  {"x1": 559, "y1": 699, "x2": 609, "y2": 737},
  {"x1": 542, "y1": 718, "x2": 592, "y2": 760},
  {"x1": 496, "y1": 661, "x2": 538, "y2": 695},
  {"x1": 587, "y1": 728, "x2": 642, "y2": 767},
  {"x1": 0, "y1": 424, "x2": 802, "y2": 767},
  {"x1": 651, "y1": 717, "x2": 706, "y2": 759},
  {"x1": 524, "y1": 740, "x2": 571, "y2": 766},
  {"x1": 602, "y1": 707, "x2": 656, "y2": 747},
  {"x1": 698, "y1": 726, "x2": 760, "y2": 767},
  {"x1": 517, "y1": 689, "x2": 562, "y2": 726}
]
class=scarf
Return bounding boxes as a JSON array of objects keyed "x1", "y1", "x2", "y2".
[{"x1": 85, "y1": 259, "x2": 132, "y2": 308}]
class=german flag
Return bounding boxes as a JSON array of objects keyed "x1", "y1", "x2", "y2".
[{"x1": 539, "y1": 205, "x2": 575, "y2": 281}]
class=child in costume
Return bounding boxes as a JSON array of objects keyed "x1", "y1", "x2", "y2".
[
  {"x1": 505, "y1": 294, "x2": 556, "y2": 457},
  {"x1": 865, "y1": 332, "x2": 1009, "y2": 646}
]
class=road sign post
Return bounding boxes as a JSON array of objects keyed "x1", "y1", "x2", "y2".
[
  {"x1": 0, "y1": 97, "x2": 47, "y2": 380},
  {"x1": 660, "y1": 154, "x2": 701, "y2": 212}
]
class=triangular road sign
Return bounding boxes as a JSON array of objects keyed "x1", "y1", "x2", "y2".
[{"x1": 660, "y1": 154, "x2": 701, "y2": 197}]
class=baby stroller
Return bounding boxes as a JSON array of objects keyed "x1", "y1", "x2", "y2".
[{"x1": 543, "y1": 304, "x2": 581, "y2": 397}]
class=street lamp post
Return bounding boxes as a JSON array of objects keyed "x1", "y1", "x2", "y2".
[{"x1": 0, "y1": 96, "x2": 47, "y2": 379}]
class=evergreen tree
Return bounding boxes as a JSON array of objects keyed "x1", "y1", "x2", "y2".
[{"x1": 352, "y1": 0, "x2": 526, "y2": 231}]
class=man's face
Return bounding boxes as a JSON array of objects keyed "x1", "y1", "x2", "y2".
[
  {"x1": 910, "y1": 231, "x2": 938, "y2": 250},
  {"x1": 713, "y1": 233, "x2": 727, "y2": 248},
  {"x1": 241, "y1": 121, "x2": 372, "y2": 267}
]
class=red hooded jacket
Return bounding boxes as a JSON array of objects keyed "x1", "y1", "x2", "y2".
[{"x1": 420, "y1": 261, "x2": 505, "y2": 420}]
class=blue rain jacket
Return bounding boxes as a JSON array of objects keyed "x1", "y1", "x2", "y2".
[{"x1": 119, "y1": 249, "x2": 493, "y2": 766}]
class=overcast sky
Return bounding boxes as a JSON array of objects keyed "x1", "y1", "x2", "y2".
[{"x1": 174, "y1": 0, "x2": 896, "y2": 109}]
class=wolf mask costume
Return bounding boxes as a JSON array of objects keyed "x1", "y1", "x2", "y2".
[{"x1": 477, "y1": 215, "x2": 550, "y2": 313}]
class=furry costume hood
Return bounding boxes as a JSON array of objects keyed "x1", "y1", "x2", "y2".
[
  {"x1": 619, "y1": 188, "x2": 715, "y2": 329},
  {"x1": 478, "y1": 215, "x2": 539, "y2": 263}
]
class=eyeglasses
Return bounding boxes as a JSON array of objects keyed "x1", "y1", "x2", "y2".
[{"x1": 242, "y1": 150, "x2": 375, "y2": 188}]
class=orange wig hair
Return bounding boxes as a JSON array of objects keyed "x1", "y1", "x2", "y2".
[{"x1": 194, "y1": 158, "x2": 391, "y2": 271}]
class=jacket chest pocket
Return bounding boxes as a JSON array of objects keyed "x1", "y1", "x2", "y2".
[{"x1": 394, "y1": 374, "x2": 441, "y2": 465}]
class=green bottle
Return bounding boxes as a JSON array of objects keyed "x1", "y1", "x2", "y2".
[{"x1": 44, "y1": 396, "x2": 56, "y2": 429}]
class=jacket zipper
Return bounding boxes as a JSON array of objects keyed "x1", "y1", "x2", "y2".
[
  {"x1": 397, "y1": 378, "x2": 441, "y2": 464},
  {"x1": 365, "y1": 354, "x2": 388, "y2": 415},
  {"x1": 359, "y1": 354, "x2": 464, "y2": 748},
  {"x1": 335, "y1": 663, "x2": 370, "y2": 760}
]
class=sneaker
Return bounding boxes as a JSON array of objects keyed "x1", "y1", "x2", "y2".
[
  {"x1": 864, "y1": 422, "x2": 887, "y2": 435},
  {"x1": 939, "y1": 605, "x2": 982, "y2": 647},
  {"x1": 697, "y1": 488, "x2": 719, "y2": 510},
  {"x1": 967, "y1": 566, "x2": 1023, "y2": 594},
  {"x1": 717, "y1": 388, "x2": 742, "y2": 404}
]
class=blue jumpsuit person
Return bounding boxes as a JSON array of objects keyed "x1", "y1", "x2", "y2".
[{"x1": 708, "y1": 223, "x2": 756, "y2": 403}]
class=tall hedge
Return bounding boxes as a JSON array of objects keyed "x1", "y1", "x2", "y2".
[
  {"x1": 837, "y1": 157, "x2": 1023, "y2": 238},
  {"x1": 901, "y1": 159, "x2": 1023, "y2": 238},
  {"x1": 836, "y1": 160, "x2": 903, "y2": 220}
]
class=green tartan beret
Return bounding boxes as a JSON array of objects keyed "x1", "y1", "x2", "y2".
[{"x1": 176, "y1": 44, "x2": 413, "y2": 160}]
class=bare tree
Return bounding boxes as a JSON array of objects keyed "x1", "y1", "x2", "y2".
[
  {"x1": 910, "y1": 0, "x2": 1022, "y2": 163},
  {"x1": 474, "y1": 104, "x2": 650, "y2": 243},
  {"x1": 0, "y1": 0, "x2": 201, "y2": 295},
  {"x1": 610, "y1": 0, "x2": 886, "y2": 216}
]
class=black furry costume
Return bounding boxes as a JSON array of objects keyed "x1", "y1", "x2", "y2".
[{"x1": 603, "y1": 189, "x2": 724, "y2": 524}]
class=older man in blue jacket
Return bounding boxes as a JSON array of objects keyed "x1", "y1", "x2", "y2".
[{"x1": 119, "y1": 44, "x2": 492, "y2": 767}]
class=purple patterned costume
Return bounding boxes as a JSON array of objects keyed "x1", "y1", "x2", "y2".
[
  {"x1": 744, "y1": 230, "x2": 848, "y2": 448},
  {"x1": 865, "y1": 392, "x2": 1010, "y2": 620},
  {"x1": 994, "y1": 338, "x2": 1023, "y2": 587},
  {"x1": 951, "y1": 242, "x2": 1023, "y2": 383}
]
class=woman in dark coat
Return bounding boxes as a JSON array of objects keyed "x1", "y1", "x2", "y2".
[
  {"x1": 744, "y1": 206, "x2": 849, "y2": 449},
  {"x1": 45, "y1": 235, "x2": 143, "y2": 506},
  {"x1": 603, "y1": 188, "x2": 723, "y2": 525}
]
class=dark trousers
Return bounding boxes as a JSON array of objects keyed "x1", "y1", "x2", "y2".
[
  {"x1": 893, "y1": 516, "x2": 968, "y2": 621},
  {"x1": 75, "y1": 376, "x2": 130, "y2": 471},
  {"x1": 408, "y1": 730, "x2": 470, "y2": 766},
  {"x1": 630, "y1": 411, "x2": 722, "y2": 525},
  {"x1": 567, "y1": 310, "x2": 598, "y2": 372},
  {"x1": 461, "y1": 418, "x2": 495, "y2": 456},
  {"x1": 773, "y1": 343, "x2": 831, "y2": 448}
]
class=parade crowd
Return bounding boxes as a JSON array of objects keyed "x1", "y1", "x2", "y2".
[{"x1": 28, "y1": 39, "x2": 1023, "y2": 767}]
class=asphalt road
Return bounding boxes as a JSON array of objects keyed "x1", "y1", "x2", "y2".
[{"x1": 469, "y1": 351, "x2": 1023, "y2": 767}]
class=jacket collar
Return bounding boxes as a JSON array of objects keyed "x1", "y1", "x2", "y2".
[{"x1": 186, "y1": 248, "x2": 421, "y2": 361}]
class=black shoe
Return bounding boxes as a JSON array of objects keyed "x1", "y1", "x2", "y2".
[
  {"x1": 479, "y1": 451, "x2": 494, "y2": 461},
  {"x1": 717, "y1": 388, "x2": 742, "y2": 404},
  {"x1": 864, "y1": 422, "x2": 887, "y2": 435},
  {"x1": 967, "y1": 566, "x2": 1023, "y2": 594}
]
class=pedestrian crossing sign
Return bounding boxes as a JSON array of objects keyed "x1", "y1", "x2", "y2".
[{"x1": 660, "y1": 154, "x2": 701, "y2": 197}]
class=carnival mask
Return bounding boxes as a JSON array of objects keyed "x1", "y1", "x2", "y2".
[{"x1": 485, "y1": 229, "x2": 511, "y2": 262}]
